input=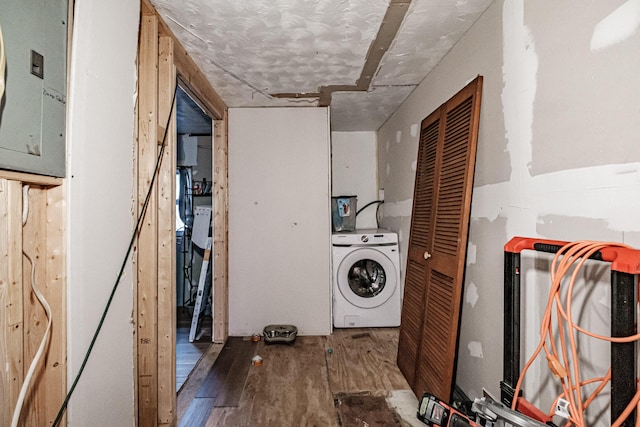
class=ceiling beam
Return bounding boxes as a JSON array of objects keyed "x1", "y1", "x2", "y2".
[{"x1": 272, "y1": 0, "x2": 412, "y2": 107}]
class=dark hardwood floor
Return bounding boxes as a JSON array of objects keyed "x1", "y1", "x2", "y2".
[
  {"x1": 176, "y1": 328, "x2": 422, "y2": 426},
  {"x1": 177, "y1": 308, "x2": 212, "y2": 392}
]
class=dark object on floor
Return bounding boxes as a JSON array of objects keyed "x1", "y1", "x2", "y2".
[
  {"x1": 263, "y1": 324, "x2": 298, "y2": 344},
  {"x1": 334, "y1": 392, "x2": 402, "y2": 426},
  {"x1": 351, "y1": 332, "x2": 371, "y2": 339},
  {"x1": 195, "y1": 336, "x2": 255, "y2": 407}
]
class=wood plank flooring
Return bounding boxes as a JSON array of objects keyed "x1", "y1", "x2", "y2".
[
  {"x1": 177, "y1": 328, "x2": 421, "y2": 427},
  {"x1": 177, "y1": 311, "x2": 212, "y2": 392}
]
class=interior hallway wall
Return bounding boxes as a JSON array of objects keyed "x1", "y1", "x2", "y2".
[
  {"x1": 331, "y1": 131, "x2": 379, "y2": 230},
  {"x1": 228, "y1": 107, "x2": 332, "y2": 336},
  {"x1": 377, "y1": 0, "x2": 640, "y2": 422},
  {"x1": 66, "y1": 0, "x2": 139, "y2": 425}
]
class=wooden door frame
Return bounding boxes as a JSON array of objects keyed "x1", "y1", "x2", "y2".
[{"x1": 137, "y1": 1, "x2": 228, "y2": 425}]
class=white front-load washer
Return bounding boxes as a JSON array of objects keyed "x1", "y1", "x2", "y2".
[{"x1": 332, "y1": 229, "x2": 402, "y2": 328}]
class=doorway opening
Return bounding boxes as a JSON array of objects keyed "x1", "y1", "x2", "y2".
[{"x1": 175, "y1": 84, "x2": 214, "y2": 392}]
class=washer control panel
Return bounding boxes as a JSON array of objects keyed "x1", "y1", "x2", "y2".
[{"x1": 332, "y1": 228, "x2": 398, "y2": 246}]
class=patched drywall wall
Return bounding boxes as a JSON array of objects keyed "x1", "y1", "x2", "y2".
[
  {"x1": 228, "y1": 107, "x2": 332, "y2": 336},
  {"x1": 331, "y1": 131, "x2": 379, "y2": 229},
  {"x1": 378, "y1": 0, "x2": 640, "y2": 422},
  {"x1": 66, "y1": 0, "x2": 139, "y2": 425},
  {"x1": 527, "y1": 1, "x2": 640, "y2": 176}
]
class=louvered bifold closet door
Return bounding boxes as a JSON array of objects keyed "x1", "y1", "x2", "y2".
[
  {"x1": 398, "y1": 76, "x2": 483, "y2": 401},
  {"x1": 397, "y1": 109, "x2": 442, "y2": 386}
]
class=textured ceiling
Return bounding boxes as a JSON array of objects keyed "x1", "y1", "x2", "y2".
[{"x1": 152, "y1": 0, "x2": 494, "y2": 132}]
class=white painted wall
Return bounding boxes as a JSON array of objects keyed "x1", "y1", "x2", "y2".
[
  {"x1": 331, "y1": 131, "x2": 379, "y2": 230},
  {"x1": 378, "y1": 0, "x2": 640, "y2": 423},
  {"x1": 228, "y1": 107, "x2": 332, "y2": 336},
  {"x1": 66, "y1": 0, "x2": 139, "y2": 425}
]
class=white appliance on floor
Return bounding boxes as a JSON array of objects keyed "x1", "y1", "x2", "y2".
[{"x1": 332, "y1": 229, "x2": 402, "y2": 328}]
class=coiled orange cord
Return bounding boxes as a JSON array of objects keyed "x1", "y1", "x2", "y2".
[{"x1": 511, "y1": 240, "x2": 640, "y2": 427}]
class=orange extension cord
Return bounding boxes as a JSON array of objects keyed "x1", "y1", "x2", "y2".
[{"x1": 511, "y1": 240, "x2": 640, "y2": 427}]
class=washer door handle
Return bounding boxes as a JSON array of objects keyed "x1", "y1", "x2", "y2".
[{"x1": 423, "y1": 251, "x2": 431, "y2": 260}]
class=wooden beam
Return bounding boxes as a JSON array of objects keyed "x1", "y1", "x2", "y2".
[
  {"x1": 174, "y1": 55, "x2": 226, "y2": 121},
  {"x1": 22, "y1": 186, "x2": 47, "y2": 426},
  {"x1": 0, "y1": 170, "x2": 62, "y2": 187},
  {"x1": 157, "y1": 34, "x2": 177, "y2": 426},
  {"x1": 0, "y1": 179, "x2": 24, "y2": 427},
  {"x1": 0, "y1": 181, "x2": 7, "y2": 427},
  {"x1": 141, "y1": 0, "x2": 226, "y2": 120},
  {"x1": 212, "y1": 117, "x2": 228, "y2": 343},
  {"x1": 136, "y1": 2, "x2": 231, "y2": 424},
  {"x1": 316, "y1": 0, "x2": 412, "y2": 107},
  {"x1": 137, "y1": 13, "x2": 160, "y2": 427},
  {"x1": 44, "y1": 183, "x2": 66, "y2": 425}
]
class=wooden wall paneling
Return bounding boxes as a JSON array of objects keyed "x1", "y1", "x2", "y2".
[
  {"x1": 0, "y1": 180, "x2": 65, "y2": 426},
  {"x1": 21, "y1": 186, "x2": 47, "y2": 426},
  {"x1": 157, "y1": 34, "x2": 177, "y2": 426},
  {"x1": 213, "y1": 117, "x2": 228, "y2": 343},
  {"x1": 44, "y1": 183, "x2": 66, "y2": 425},
  {"x1": 138, "y1": 12, "x2": 160, "y2": 427},
  {"x1": 0, "y1": 182, "x2": 6, "y2": 427},
  {"x1": 0, "y1": 179, "x2": 24, "y2": 426}
]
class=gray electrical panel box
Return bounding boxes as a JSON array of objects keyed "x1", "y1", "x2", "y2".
[{"x1": 0, "y1": 0, "x2": 68, "y2": 177}]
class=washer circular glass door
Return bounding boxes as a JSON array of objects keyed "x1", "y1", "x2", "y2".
[{"x1": 336, "y1": 247, "x2": 397, "y2": 309}]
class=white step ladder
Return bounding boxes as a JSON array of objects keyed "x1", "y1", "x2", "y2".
[
  {"x1": 189, "y1": 236, "x2": 212, "y2": 342},
  {"x1": 189, "y1": 206, "x2": 213, "y2": 342}
]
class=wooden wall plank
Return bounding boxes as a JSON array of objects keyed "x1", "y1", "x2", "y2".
[
  {"x1": 22, "y1": 186, "x2": 47, "y2": 426},
  {"x1": 45, "y1": 183, "x2": 66, "y2": 425},
  {"x1": 138, "y1": 13, "x2": 160, "y2": 427},
  {"x1": 157, "y1": 34, "x2": 177, "y2": 426},
  {"x1": 0, "y1": 170, "x2": 63, "y2": 187},
  {"x1": 213, "y1": 118, "x2": 228, "y2": 343},
  {"x1": 0, "y1": 181, "x2": 6, "y2": 427},
  {"x1": 1, "y1": 180, "x2": 66, "y2": 426},
  {"x1": 0, "y1": 179, "x2": 24, "y2": 426}
]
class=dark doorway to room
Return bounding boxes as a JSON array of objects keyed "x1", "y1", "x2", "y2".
[{"x1": 175, "y1": 85, "x2": 214, "y2": 392}]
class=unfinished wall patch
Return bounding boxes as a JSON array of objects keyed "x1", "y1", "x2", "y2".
[
  {"x1": 410, "y1": 123, "x2": 418, "y2": 138},
  {"x1": 466, "y1": 242, "x2": 477, "y2": 265},
  {"x1": 591, "y1": 0, "x2": 640, "y2": 51},
  {"x1": 467, "y1": 341, "x2": 484, "y2": 358},
  {"x1": 502, "y1": 0, "x2": 537, "y2": 186},
  {"x1": 465, "y1": 281, "x2": 479, "y2": 308},
  {"x1": 381, "y1": 198, "x2": 413, "y2": 218}
]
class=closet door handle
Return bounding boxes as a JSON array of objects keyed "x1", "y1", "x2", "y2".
[{"x1": 423, "y1": 251, "x2": 431, "y2": 260}]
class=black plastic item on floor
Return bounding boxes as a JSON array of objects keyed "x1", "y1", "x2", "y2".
[{"x1": 263, "y1": 324, "x2": 297, "y2": 344}]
